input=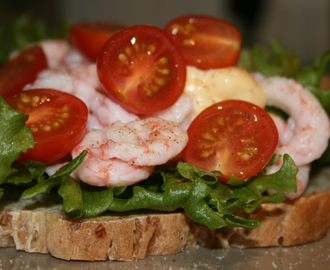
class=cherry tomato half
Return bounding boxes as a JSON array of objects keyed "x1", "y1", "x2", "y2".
[
  {"x1": 70, "y1": 22, "x2": 126, "y2": 62},
  {"x1": 182, "y1": 100, "x2": 278, "y2": 183},
  {"x1": 0, "y1": 45, "x2": 48, "y2": 98},
  {"x1": 97, "y1": 25, "x2": 186, "y2": 115},
  {"x1": 164, "y1": 15, "x2": 242, "y2": 70},
  {"x1": 5, "y1": 89, "x2": 88, "y2": 164}
]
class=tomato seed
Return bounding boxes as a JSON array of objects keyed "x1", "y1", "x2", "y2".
[
  {"x1": 20, "y1": 93, "x2": 30, "y2": 103},
  {"x1": 41, "y1": 95, "x2": 48, "y2": 102},
  {"x1": 52, "y1": 122, "x2": 60, "y2": 128},
  {"x1": 238, "y1": 152, "x2": 251, "y2": 161},
  {"x1": 118, "y1": 53, "x2": 128, "y2": 62},
  {"x1": 125, "y1": 47, "x2": 132, "y2": 55},
  {"x1": 157, "y1": 57, "x2": 168, "y2": 65},
  {"x1": 148, "y1": 44, "x2": 156, "y2": 53},
  {"x1": 32, "y1": 95, "x2": 40, "y2": 105},
  {"x1": 42, "y1": 125, "x2": 51, "y2": 131},
  {"x1": 30, "y1": 127, "x2": 38, "y2": 133},
  {"x1": 60, "y1": 112, "x2": 69, "y2": 119},
  {"x1": 133, "y1": 43, "x2": 140, "y2": 52},
  {"x1": 216, "y1": 116, "x2": 224, "y2": 126},
  {"x1": 61, "y1": 106, "x2": 70, "y2": 112},
  {"x1": 201, "y1": 132, "x2": 215, "y2": 141},
  {"x1": 244, "y1": 147, "x2": 258, "y2": 155},
  {"x1": 200, "y1": 148, "x2": 214, "y2": 158},
  {"x1": 183, "y1": 39, "x2": 195, "y2": 46},
  {"x1": 158, "y1": 68, "x2": 170, "y2": 75},
  {"x1": 241, "y1": 138, "x2": 253, "y2": 144},
  {"x1": 197, "y1": 141, "x2": 213, "y2": 149},
  {"x1": 155, "y1": 77, "x2": 166, "y2": 86}
]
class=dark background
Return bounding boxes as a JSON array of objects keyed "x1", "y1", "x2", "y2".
[{"x1": 1, "y1": 0, "x2": 329, "y2": 64}]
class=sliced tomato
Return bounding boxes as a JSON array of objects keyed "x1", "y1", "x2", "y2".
[
  {"x1": 164, "y1": 15, "x2": 242, "y2": 70},
  {"x1": 70, "y1": 22, "x2": 126, "y2": 62},
  {"x1": 97, "y1": 25, "x2": 186, "y2": 114},
  {"x1": 182, "y1": 100, "x2": 278, "y2": 183},
  {"x1": 0, "y1": 45, "x2": 48, "y2": 98},
  {"x1": 5, "y1": 89, "x2": 88, "y2": 164}
]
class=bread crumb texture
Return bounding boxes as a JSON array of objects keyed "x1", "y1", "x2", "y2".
[{"x1": 1, "y1": 189, "x2": 330, "y2": 261}]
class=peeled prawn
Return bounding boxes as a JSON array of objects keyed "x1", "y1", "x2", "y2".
[
  {"x1": 72, "y1": 117, "x2": 188, "y2": 187},
  {"x1": 267, "y1": 115, "x2": 310, "y2": 199},
  {"x1": 261, "y1": 76, "x2": 330, "y2": 167},
  {"x1": 72, "y1": 129, "x2": 154, "y2": 187},
  {"x1": 261, "y1": 77, "x2": 330, "y2": 199},
  {"x1": 39, "y1": 40, "x2": 71, "y2": 68},
  {"x1": 89, "y1": 117, "x2": 188, "y2": 166},
  {"x1": 151, "y1": 93, "x2": 194, "y2": 129},
  {"x1": 89, "y1": 92, "x2": 139, "y2": 128}
]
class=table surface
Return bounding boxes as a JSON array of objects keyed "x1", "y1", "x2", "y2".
[{"x1": 1, "y1": 232, "x2": 330, "y2": 270}]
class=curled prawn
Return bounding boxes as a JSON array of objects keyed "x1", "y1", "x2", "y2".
[
  {"x1": 261, "y1": 77, "x2": 330, "y2": 199},
  {"x1": 151, "y1": 93, "x2": 194, "y2": 129},
  {"x1": 267, "y1": 114, "x2": 311, "y2": 199},
  {"x1": 72, "y1": 129, "x2": 153, "y2": 187},
  {"x1": 261, "y1": 76, "x2": 330, "y2": 167},
  {"x1": 38, "y1": 40, "x2": 71, "y2": 68},
  {"x1": 72, "y1": 117, "x2": 188, "y2": 187},
  {"x1": 89, "y1": 92, "x2": 139, "y2": 128}
]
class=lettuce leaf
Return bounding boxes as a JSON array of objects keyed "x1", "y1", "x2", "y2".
[
  {"x1": 7, "y1": 153, "x2": 297, "y2": 228},
  {"x1": 238, "y1": 39, "x2": 302, "y2": 78},
  {"x1": 106, "y1": 156, "x2": 297, "y2": 229},
  {"x1": 239, "y1": 39, "x2": 330, "y2": 112},
  {"x1": 0, "y1": 96, "x2": 34, "y2": 187},
  {"x1": 0, "y1": 14, "x2": 69, "y2": 65}
]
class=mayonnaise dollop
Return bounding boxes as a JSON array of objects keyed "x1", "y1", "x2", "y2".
[{"x1": 184, "y1": 66, "x2": 267, "y2": 118}]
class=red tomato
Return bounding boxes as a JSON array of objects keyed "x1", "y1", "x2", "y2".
[
  {"x1": 70, "y1": 22, "x2": 126, "y2": 62},
  {"x1": 5, "y1": 89, "x2": 88, "y2": 164},
  {"x1": 164, "y1": 15, "x2": 242, "y2": 70},
  {"x1": 182, "y1": 100, "x2": 278, "y2": 183},
  {"x1": 0, "y1": 45, "x2": 48, "y2": 98},
  {"x1": 97, "y1": 25, "x2": 186, "y2": 114}
]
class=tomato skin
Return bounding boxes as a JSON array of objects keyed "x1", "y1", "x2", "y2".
[
  {"x1": 5, "y1": 89, "x2": 88, "y2": 164},
  {"x1": 182, "y1": 100, "x2": 278, "y2": 183},
  {"x1": 0, "y1": 45, "x2": 48, "y2": 98},
  {"x1": 97, "y1": 25, "x2": 186, "y2": 115},
  {"x1": 164, "y1": 14, "x2": 242, "y2": 70},
  {"x1": 70, "y1": 22, "x2": 126, "y2": 62}
]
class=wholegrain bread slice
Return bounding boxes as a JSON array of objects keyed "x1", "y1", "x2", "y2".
[
  {"x1": 0, "y1": 197, "x2": 194, "y2": 261},
  {"x1": 191, "y1": 188, "x2": 330, "y2": 249},
  {"x1": 1, "y1": 169, "x2": 330, "y2": 261}
]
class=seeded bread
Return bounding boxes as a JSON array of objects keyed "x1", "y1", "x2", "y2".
[
  {"x1": 0, "y1": 197, "x2": 194, "y2": 261},
  {"x1": 1, "y1": 170, "x2": 330, "y2": 261},
  {"x1": 191, "y1": 189, "x2": 330, "y2": 249}
]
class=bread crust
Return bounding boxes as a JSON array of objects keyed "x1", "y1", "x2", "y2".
[
  {"x1": 1, "y1": 189, "x2": 330, "y2": 261},
  {"x1": 191, "y1": 189, "x2": 330, "y2": 249}
]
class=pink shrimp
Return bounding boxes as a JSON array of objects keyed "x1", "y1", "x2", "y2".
[
  {"x1": 72, "y1": 117, "x2": 188, "y2": 187},
  {"x1": 261, "y1": 77, "x2": 330, "y2": 199},
  {"x1": 150, "y1": 93, "x2": 194, "y2": 129},
  {"x1": 38, "y1": 40, "x2": 71, "y2": 68},
  {"x1": 261, "y1": 77, "x2": 330, "y2": 167}
]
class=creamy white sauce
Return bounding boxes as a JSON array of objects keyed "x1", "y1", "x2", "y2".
[{"x1": 184, "y1": 66, "x2": 267, "y2": 118}]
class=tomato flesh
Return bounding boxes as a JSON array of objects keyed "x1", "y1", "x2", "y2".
[
  {"x1": 5, "y1": 89, "x2": 88, "y2": 164},
  {"x1": 97, "y1": 25, "x2": 186, "y2": 114},
  {"x1": 0, "y1": 45, "x2": 48, "y2": 98},
  {"x1": 164, "y1": 15, "x2": 242, "y2": 70},
  {"x1": 70, "y1": 22, "x2": 126, "y2": 62},
  {"x1": 182, "y1": 100, "x2": 278, "y2": 183}
]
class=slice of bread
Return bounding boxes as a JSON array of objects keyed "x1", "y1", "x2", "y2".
[
  {"x1": 1, "y1": 168, "x2": 330, "y2": 261},
  {"x1": 0, "y1": 197, "x2": 194, "y2": 261},
  {"x1": 191, "y1": 189, "x2": 330, "y2": 249}
]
